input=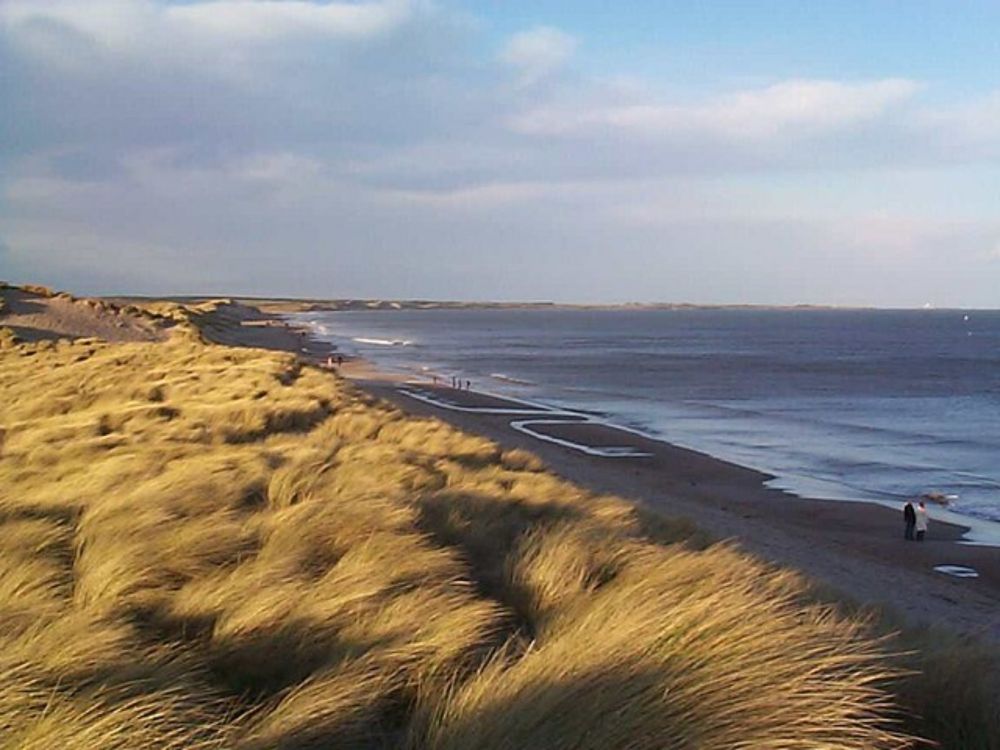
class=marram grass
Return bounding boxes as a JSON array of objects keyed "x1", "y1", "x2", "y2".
[{"x1": 0, "y1": 315, "x2": 989, "y2": 749}]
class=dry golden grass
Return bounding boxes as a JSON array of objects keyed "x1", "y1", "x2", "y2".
[
  {"x1": 418, "y1": 533, "x2": 903, "y2": 750},
  {"x1": 0, "y1": 302, "x2": 989, "y2": 749}
]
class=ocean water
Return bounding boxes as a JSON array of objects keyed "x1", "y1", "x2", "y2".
[{"x1": 296, "y1": 308, "x2": 1000, "y2": 535}]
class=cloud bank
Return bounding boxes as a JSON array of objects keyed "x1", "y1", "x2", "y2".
[{"x1": 1, "y1": 0, "x2": 998, "y2": 305}]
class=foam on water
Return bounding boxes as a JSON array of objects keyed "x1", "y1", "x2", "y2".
[
  {"x1": 490, "y1": 372, "x2": 537, "y2": 386},
  {"x1": 352, "y1": 337, "x2": 412, "y2": 347}
]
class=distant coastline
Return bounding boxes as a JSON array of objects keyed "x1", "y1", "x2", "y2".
[{"x1": 105, "y1": 295, "x2": 998, "y2": 314}]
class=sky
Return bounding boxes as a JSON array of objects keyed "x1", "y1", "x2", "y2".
[{"x1": 1, "y1": 0, "x2": 999, "y2": 306}]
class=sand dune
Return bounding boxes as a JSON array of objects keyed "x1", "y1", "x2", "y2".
[{"x1": 0, "y1": 285, "x2": 168, "y2": 343}]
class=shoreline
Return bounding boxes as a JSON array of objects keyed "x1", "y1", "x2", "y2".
[
  {"x1": 287, "y1": 309, "x2": 1000, "y2": 543},
  {"x1": 359, "y1": 375, "x2": 1000, "y2": 641},
  {"x1": 413, "y1": 378, "x2": 1000, "y2": 544},
  {"x1": 235, "y1": 310, "x2": 1000, "y2": 641},
  {"x1": 313, "y1": 322, "x2": 1000, "y2": 543}
]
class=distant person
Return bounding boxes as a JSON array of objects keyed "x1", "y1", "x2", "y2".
[
  {"x1": 465, "y1": 380, "x2": 471, "y2": 390},
  {"x1": 325, "y1": 355, "x2": 334, "y2": 369},
  {"x1": 903, "y1": 500, "x2": 916, "y2": 541},
  {"x1": 336, "y1": 355, "x2": 343, "y2": 367},
  {"x1": 915, "y1": 500, "x2": 929, "y2": 541}
]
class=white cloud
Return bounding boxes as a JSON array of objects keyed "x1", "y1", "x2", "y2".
[
  {"x1": 165, "y1": 0, "x2": 413, "y2": 42},
  {"x1": 922, "y1": 90, "x2": 1000, "y2": 153},
  {"x1": 511, "y1": 78, "x2": 919, "y2": 139},
  {"x1": 0, "y1": 1, "x2": 153, "y2": 50},
  {"x1": 500, "y1": 26, "x2": 578, "y2": 83},
  {"x1": 0, "y1": 0, "x2": 413, "y2": 66},
  {"x1": 3, "y1": 2, "x2": 1000, "y2": 304}
]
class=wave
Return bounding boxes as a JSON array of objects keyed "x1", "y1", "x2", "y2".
[
  {"x1": 352, "y1": 337, "x2": 413, "y2": 347},
  {"x1": 305, "y1": 322, "x2": 332, "y2": 336},
  {"x1": 490, "y1": 372, "x2": 536, "y2": 386},
  {"x1": 665, "y1": 399, "x2": 1000, "y2": 453}
]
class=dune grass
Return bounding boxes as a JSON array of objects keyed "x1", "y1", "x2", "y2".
[{"x1": 0, "y1": 308, "x2": 994, "y2": 748}]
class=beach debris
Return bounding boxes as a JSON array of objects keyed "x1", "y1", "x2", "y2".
[{"x1": 933, "y1": 565, "x2": 979, "y2": 579}]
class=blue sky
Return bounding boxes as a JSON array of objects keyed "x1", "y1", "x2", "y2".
[
  {"x1": 2, "y1": 0, "x2": 999, "y2": 306},
  {"x1": 475, "y1": 1, "x2": 1000, "y2": 88}
]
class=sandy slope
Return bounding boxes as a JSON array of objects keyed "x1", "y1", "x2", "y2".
[{"x1": 0, "y1": 287, "x2": 168, "y2": 342}]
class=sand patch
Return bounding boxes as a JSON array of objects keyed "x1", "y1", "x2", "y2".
[{"x1": 0, "y1": 287, "x2": 168, "y2": 343}]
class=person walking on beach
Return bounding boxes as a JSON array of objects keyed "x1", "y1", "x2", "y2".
[
  {"x1": 915, "y1": 500, "x2": 929, "y2": 541},
  {"x1": 903, "y1": 500, "x2": 916, "y2": 541}
]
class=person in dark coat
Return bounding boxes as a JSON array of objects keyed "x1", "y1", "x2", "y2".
[{"x1": 903, "y1": 500, "x2": 916, "y2": 541}]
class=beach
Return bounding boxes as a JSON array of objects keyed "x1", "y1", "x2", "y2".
[
  {"x1": 10, "y1": 3, "x2": 1000, "y2": 743},
  {"x1": 11, "y1": 290, "x2": 996, "y2": 637},
  {"x1": 3, "y1": 286, "x2": 997, "y2": 748},
  {"x1": 147, "y1": 302, "x2": 999, "y2": 641},
  {"x1": 188, "y1": 303, "x2": 1000, "y2": 641},
  {"x1": 325, "y1": 361, "x2": 1000, "y2": 642}
]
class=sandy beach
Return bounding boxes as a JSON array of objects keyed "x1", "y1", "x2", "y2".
[{"x1": 316, "y1": 357, "x2": 1000, "y2": 643}]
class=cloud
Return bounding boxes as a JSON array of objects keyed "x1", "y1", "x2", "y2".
[
  {"x1": 0, "y1": 0, "x2": 413, "y2": 49},
  {"x1": 165, "y1": 0, "x2": 413, "y2": 41},
  {"x1": 0, "y1": 0, "x2": 475, "y2": 161},
  {"x1": 510, "y1": 78, "x2": 919, "y2": 139},
  {"x1": 233, "y1": 152, "x2": 324, "y2": 183},
  {"x1": 500, "y1": 26, "x2": 578, "y2": 83},
  {"x1": 920, "y1": 90, "x2": 1000, "y2": 158},
  {"x1": 2, "y1": 2, "x2": 1000, "y2": 305},
  {"x1": 0, "y1": 0, "x2": 419, "y2": 91}
]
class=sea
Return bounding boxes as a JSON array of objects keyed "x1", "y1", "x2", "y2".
[{"x1": 293, "y1": 307, "x2": 1000, "y2": 543}]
